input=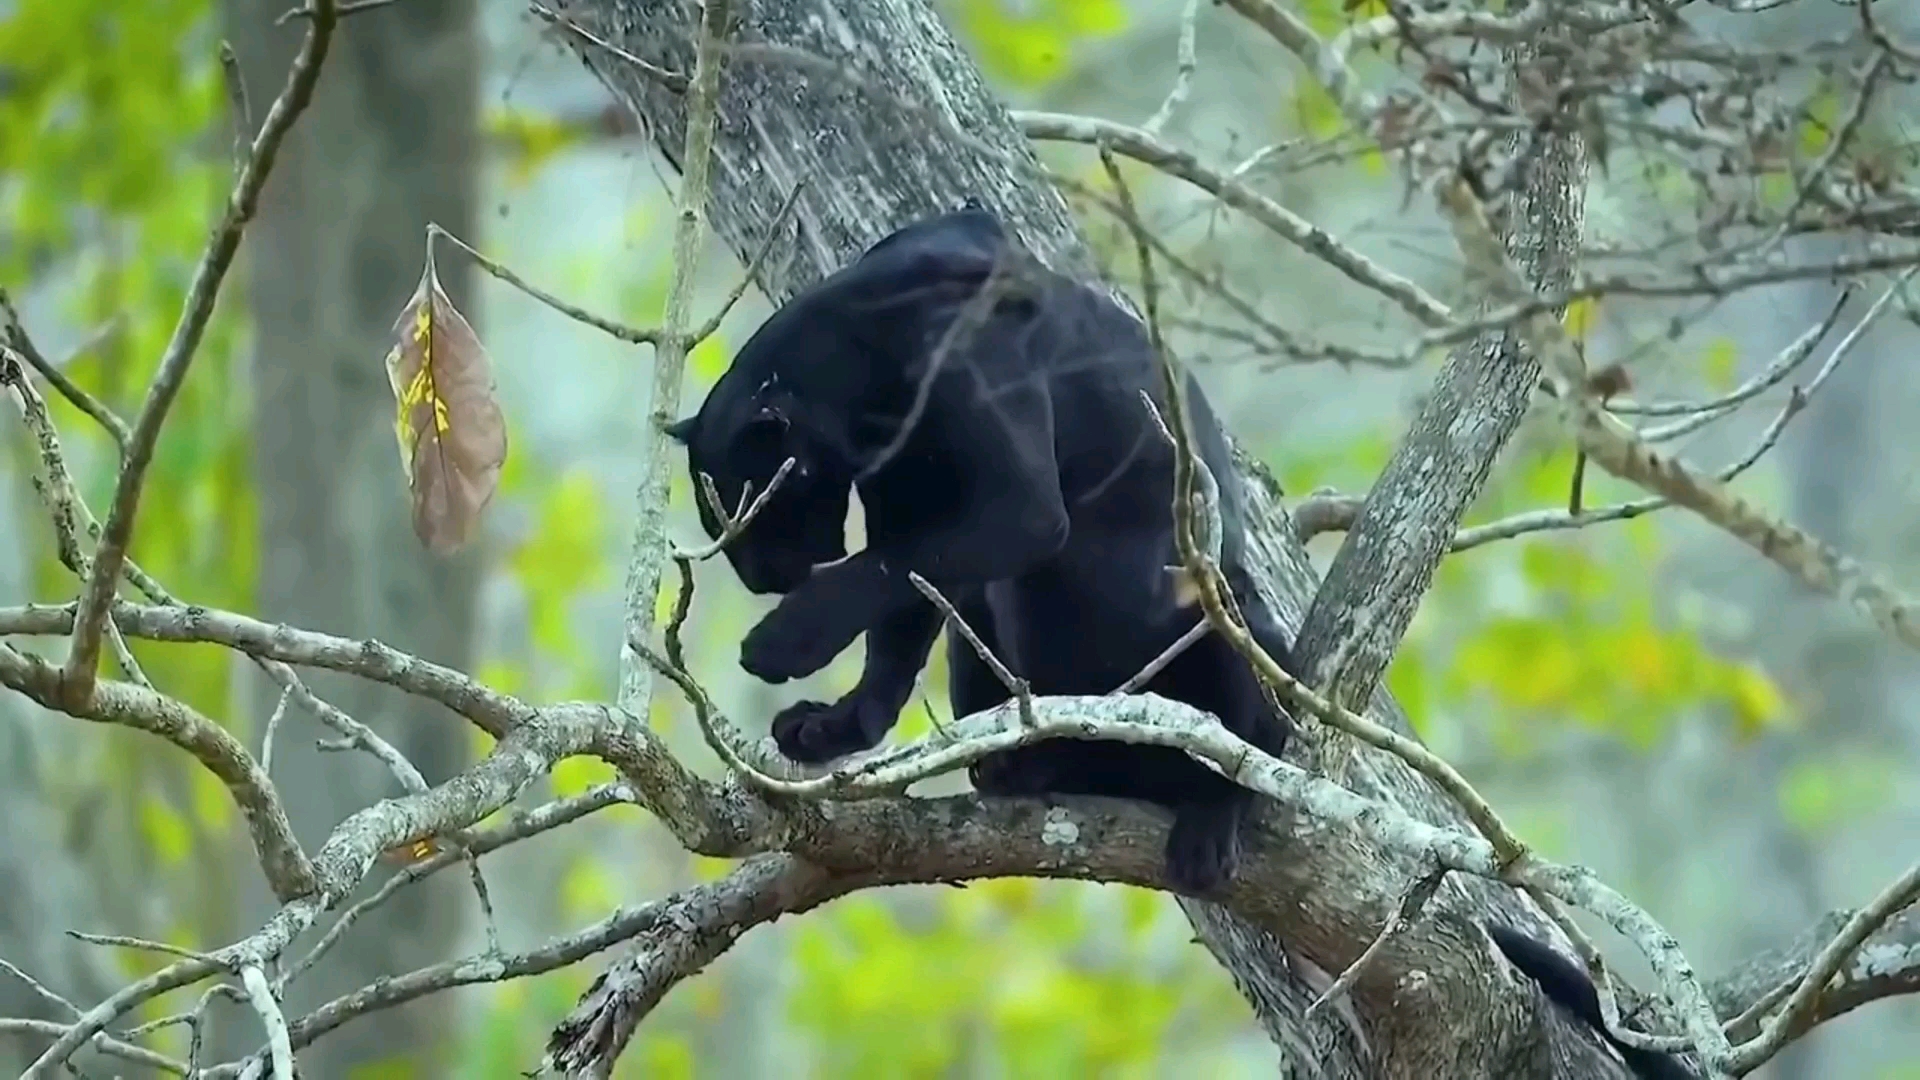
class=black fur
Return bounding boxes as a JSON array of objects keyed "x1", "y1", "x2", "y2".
[
  {"x1": 1489, "y1": 926, "x2": 1697, "y2": 1080},
  {"x1": 672, "y1": 208, "x2": 1694, "y2": 1077},
  {"x1": 669, "y1": 205, "x2": 1294, "y2": 893}
]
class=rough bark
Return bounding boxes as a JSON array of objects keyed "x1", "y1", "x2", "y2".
[
  {"x1": 220, "y1": 0, "x2": 481, "y2": 1072},
  {"x1": 551, "y1": 0, "x2": 1646, "y2": 1075}
]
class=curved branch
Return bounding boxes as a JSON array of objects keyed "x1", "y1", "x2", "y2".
[
  {"x1": 0, "y1": 601, "x2": 529, "y2": 737},
  {"x1": 204, "y1": 797, "x2": 1920, "y2": 1076},
  {"x1": 15, "y1": 714, "x2": 600, "y2": 1076},
  {"x1": 0, "y1": 645, "x2": 316, "y2": 903}
]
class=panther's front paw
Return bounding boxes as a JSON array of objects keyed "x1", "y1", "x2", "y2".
[
  {"x1": 1164, "y1": 801, "x2": 1243, "y2": 896},
  {"x1": 771, "y1": 697, "x2": 889, "y2": 763},
  {"x1": 739, "y1": 609, "x2": 846, "y2": 685},
  {"x1": 968, "y1": 750, "x2": 1059, "y2": 797}
]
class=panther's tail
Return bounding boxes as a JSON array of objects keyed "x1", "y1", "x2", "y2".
[{"x1": 1488, "y1": 925, "x2": 1698, "y2": 1080}]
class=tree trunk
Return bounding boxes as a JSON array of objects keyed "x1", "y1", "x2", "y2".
[
  {"x1": 220, "y1": 1, "x2": 482, "y2": 1072},
  {"x1": 552, "y1": 0, "x2": 1644, "y2": 1074}
]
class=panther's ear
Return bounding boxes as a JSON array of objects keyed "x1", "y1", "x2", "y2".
[{"x1": 663, "y1": 416, "x2": 698, "y2": 444}]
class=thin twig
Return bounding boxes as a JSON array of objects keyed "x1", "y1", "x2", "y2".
[
  {"x1": 631, "y1": 624, "x2": 790, "y2": 791},
  {"x1": 1728, "y1": 860, "x2": 1920, "y2": 1070},
  {"x1": 259, "y1": 684, "x2": 293, "y2": 776},
  {"x1": 275, "y1": 0, "x2": 396, "y2": 25},
  {"x1": 529, "y1": 1, "x2": 691, "y2": 93},
  {"x1": 0, "y1": 1020, "x2": 187, "y2": 1076},
  {"x1": 677, "y1": 457, "x2": 796, "y2": 560},
  {"x1": 691, "y1": 179, "x2": 808, "y2": 342},
  {"x1": 0, "y1": 959, "x2": 79, "y2": 1018},
  {"x1": 428, "y1": 222, "x2": 663, "y2": 345},
  {"x1": 908, "y1": 572, "x2": 1034, "y2": 727},
  {"x1": 1308, "y1": 864, "x2": 1449, "y2": 1017},
  {"x1": 1142, "y1": 0, "x2": 1201, "y2": 135},
  {"x1": 1114, "y1": 619, "x2": 1208, "y2": 694},
  {"x1": 220, "y1": 40, "x2": 252, "y2": 167},
  {"x1": 66, "y1": 931, "x2": 220, "y2": 964},
  {"x1": 1610, "y1": 292, "x2": 1847, "y2": 418},
  {"x1": 0, "y1": 294, "x2": 132, "y2": 452},
  {"x1": 1016, "y1": 112, "x2": 1451, "y2": 328}
]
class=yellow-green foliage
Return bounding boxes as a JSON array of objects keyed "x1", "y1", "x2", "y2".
[
  {"x1": 951, "y1": 0, "x2": 1128, "y2": 89},
  {"x1": 787, "y1": 884, "x2": 1197, "y2": 1077}
]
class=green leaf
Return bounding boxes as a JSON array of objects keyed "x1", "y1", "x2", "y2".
[{"x1": 949, "y1": 0, "x2": 1128, "y2": 89}]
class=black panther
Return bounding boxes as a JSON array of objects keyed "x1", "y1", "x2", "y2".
[
  {"x1": 667, "y1": 204, "x2": 1693, "y2": 1080},
  {"x1": 668, "y1": 203, "x2": 1295, "y2": 894}
]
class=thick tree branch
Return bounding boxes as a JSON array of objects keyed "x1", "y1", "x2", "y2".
[{"x1": 205, "y1": 788, "x2": 1920, "y2": 1077}]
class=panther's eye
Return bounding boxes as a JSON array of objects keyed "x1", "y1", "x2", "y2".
[
  {"x1": 732, "y1": 416, "x2": 783, "y2": 461},
  {"x1": 728, "y1": 414, "x2": 803, "y2": 492}
]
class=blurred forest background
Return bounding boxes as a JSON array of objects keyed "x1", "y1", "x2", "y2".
[{"x1": 1, "y1": 0, "x2": 1917, "y2": 1077}]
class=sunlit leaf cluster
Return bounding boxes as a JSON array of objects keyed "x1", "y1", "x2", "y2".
[{"x1": 946, "y1": 0, "x2": 1128, "y2": 89}]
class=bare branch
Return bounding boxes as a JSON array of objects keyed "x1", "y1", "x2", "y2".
[
  {"x1": 281, "y1": 784, "x2": 632, "y2": 992},
  {"x1": 1017, "y1": 111, "x2": 1451, "y2": 327},
  {"x1": 61, "y1": 0, "x2": 341, "y2": 705},
  {"x1": 612, "y1": 0, "x2": 731, "y2": 755},
  {"x1": 690, "y1": 178, "x2": 807, "y2": 342},
  {"x1": 18, "y1": 705, "x2": 610, "y2": 1077},
  {"x1": 1439, "y1": 177, "x2": 1920, "y2": 661},
  {"x1": 0, "y1": 299, "x2": 131, "y2": 451},
  {"x1": 239, "y1": 966, "x2": 294, "y2": 1080},
  {"x1": 0, "y1": 1019, "x2": 186, "y2": 1076},
  {"x1": 0, "y1": 600, "x2": 530, "y2": 737},
  {"x1": 530, "y1": 0, "x2": 690, "y2": 93},
  {"x1": 676, "y1": 456, "x2": 796, "y2": 561},
  {"x1": 429, "y1": 222, "x2": 663, "y2": 345},
  {"x1": 909, "y1": 572, "x2": 1033, "y2": 726},
  {"x1": 1141, "y1": 0, "x2": 1200, "y2": 135},
  {"x1": 1728, "y1": 860, "x2": 1920, "y2": 1072},
  {"x1": 1309, "y1": 864, "x2": 1450, "y2": 1018}
]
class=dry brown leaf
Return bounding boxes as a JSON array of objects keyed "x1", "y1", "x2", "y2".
[{"x1": 384, "y1": 249, "x2": 508, "y2": 553}]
